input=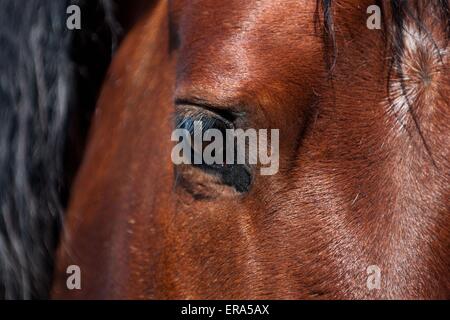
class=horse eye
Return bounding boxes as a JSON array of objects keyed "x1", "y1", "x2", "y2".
[{"x1": 174, "y1": 110, "x2": 252, "y2": 193}]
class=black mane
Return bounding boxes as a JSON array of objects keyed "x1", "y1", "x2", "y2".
[{"x1": 0, "y1": 0, "x2": 118, "y2": 299}]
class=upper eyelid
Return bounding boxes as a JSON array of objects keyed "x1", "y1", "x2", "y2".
[
  {"x1": 174, "y1": 98, "x2": 246, "y2": 122},
  {"x1": 174, "y1": 105, "x2": 235, "y2": 132}
]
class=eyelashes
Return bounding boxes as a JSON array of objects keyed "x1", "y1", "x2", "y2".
[
  {"x1": 175, "y1": 111, "x2": 232, "y2": 134},
  {"x1": 174, "y1": 97, "x2": 245, "y2": 131}
]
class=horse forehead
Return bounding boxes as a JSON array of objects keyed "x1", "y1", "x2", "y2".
[
  {"x1": 174, "y1": 0, "x2": 321, "y2": 46},
  {"x1": 172, "y1": 0, "x2": 369, "y2": 93},
  {"x1": 173, "y1": 0, "x2": 323, "y2": 101},
  {"x1": 173, "y1": 0, "x2": 369, "y2": 33}
]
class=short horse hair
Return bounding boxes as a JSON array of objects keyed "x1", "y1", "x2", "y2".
[{"x1": 0, "y1": 0, "x2": 448, "y2": 299}]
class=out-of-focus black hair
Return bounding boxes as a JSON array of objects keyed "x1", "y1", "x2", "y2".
[{"x1": 0, "y1": 0, "x2": 119, "y2": 299}]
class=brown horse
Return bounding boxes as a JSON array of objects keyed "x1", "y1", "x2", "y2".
[{"x1": 52, "y1": 0, "x2": 449, "y2": 299}]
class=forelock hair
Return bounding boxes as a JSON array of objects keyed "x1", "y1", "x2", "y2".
[
  {"x1": 317, "y1": 0, "x2": 449, "y2": 164},
  {"x1": 317, "y1": 0, "x2": 449, "y2": 70}
]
